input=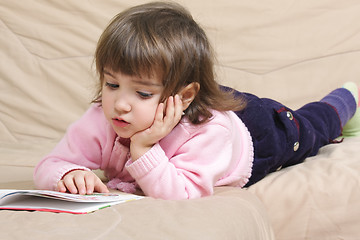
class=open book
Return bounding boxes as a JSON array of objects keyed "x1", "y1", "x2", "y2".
[{"x1": 0, "y1": 189, "x2": 143, "y2": 214}]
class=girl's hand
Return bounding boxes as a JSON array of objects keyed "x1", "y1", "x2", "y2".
[
  {"x1": 130, "y1": 95, "x2": 183, "y2": 160},
  {"x1": 57, "y1": 170, "x2": 109, "y2": 195}
]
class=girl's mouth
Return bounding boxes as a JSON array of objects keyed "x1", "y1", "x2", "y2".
[{"x1": 112, "y1": 118, "x2": 130, "y2": 128}]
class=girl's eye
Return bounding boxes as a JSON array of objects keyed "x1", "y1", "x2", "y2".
[
  {"x1": 105, "y1": 82, "x2": 119, "y2": 89},
  {"x1": 137, "y1": 91, "x2": 153, "y2": 99}
]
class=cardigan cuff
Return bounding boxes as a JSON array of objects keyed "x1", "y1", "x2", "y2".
[{"x1": 125, "y1": 143, "x2": 166, "y2": 179}]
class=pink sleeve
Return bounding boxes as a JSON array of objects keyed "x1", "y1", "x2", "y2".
[
  {"x1": 33, "y1": 105, "x2": 113, "y2": 190},
  {"x1": 125, "y1": 124, "x2": 235, "y2": 200}
]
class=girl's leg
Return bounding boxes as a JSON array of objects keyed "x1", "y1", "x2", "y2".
[
  {"x1": 225, "y1": 84, "x2": 357, "y2": 187},
  {"x1": 320, "y1": 84, "x2": 357, "y2": 129}
]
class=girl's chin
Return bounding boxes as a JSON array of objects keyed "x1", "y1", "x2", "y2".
[
  {"x1": 111, "y1": 124, "x2": 152, "y2": 139},
  {"x1": 112, "y1": 128, "x2": 133, "y2": 139},
  {"x1": 115, "y1": 132, "x2": 133, "y2": 139}
]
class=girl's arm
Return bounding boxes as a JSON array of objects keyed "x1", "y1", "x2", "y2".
[
  {"x1": 126, "y1": 122, "x2": 236, "y2": 200},
  {"x1": 33, "y1": 105, "x2": 113, "y2": 192}
]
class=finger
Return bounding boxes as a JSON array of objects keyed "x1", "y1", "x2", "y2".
[
  {"x1": 56, "y1": 180, "x2": 67, "y2": 193},
  {"x1": 94, "y1": 178, "x2": 110, "y2": 193},
  {"x1": 62, "y1": 175, "x2": 78, "y2": 194},
  {"x1": 164, "y1": 96, "x2": 175, "y2": 120},
  {"x1": 165, "y1": 95, "x2": 183, "y2": 127},
  {"x1": 154, "y1": 102, "x2": 165, "y2": 124},
  {"x1": 73, "y1": 174, "x2": 87, "y2": 195},
  {"x1": 84, "y1": 173, "x2": 95, "y2": 195},
  {"x1": 174, "y1": 94, "x2": 183, "y2": 120}
]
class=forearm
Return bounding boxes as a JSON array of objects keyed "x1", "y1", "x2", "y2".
[
  {"x1": 126, "y1": 144, "x2": 212, "y2": 200},
  {"x1": 129, "y1": 141, "x2": 153, "y2": 161}
]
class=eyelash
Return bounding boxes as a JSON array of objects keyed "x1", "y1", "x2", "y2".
[
  {"x1": 105, "y1": 82, "x2": 153, "y2": 99},
  {"x1": 105, "y1": 82, "x2": 119, "y2": 89},
  {"x1": 136, "y1": 91, "x2": 153, "y2": 99}
]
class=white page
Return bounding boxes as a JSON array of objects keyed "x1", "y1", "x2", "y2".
[{"x1": 0, "y1": 189, "x2": 143, "y2": 214}]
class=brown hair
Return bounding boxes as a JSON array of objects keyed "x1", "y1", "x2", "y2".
[{"x1": 94, "y1": 1, "x2": 246, "y2": 124}]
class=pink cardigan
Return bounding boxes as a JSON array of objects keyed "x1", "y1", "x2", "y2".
[{"x1": 34, "y1": 104, "x2": 253, "y2": 200}]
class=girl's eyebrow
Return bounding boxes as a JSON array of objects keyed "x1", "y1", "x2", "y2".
[
  {"x1": 104, "y1": 68, "x2": 162, "y2": 87},
  {"x1": 103, "y1": 69, "x2": 115, "y2": 77},
  {"x1": 132, "y1": 79, "x2": 163, "y2": 87}
]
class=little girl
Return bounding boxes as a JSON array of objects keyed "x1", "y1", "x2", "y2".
[{"x1": 34, "y1": 2, "x2": 360, "y2": 200}]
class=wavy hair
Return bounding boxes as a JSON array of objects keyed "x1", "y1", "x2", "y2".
[{"x1": 93, "y1": 1, "x2": 246, "y2": 124}]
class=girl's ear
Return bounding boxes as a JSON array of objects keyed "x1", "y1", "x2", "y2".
[{"x1": 178, "y1": 82, "x2": 200, "y2": 111}]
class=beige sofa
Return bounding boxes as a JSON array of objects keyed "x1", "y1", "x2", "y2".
[{"x1": 1, "y1": 0, "x2": 359, "y2": 239}]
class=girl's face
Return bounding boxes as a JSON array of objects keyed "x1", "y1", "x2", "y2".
[{"x1": 101, "y1": 68, "x2": 164, "y2": 139}]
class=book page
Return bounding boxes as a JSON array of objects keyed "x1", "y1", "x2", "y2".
[
  {"x1": 0, "y1": 189, "x2": 142, "y2": 202},
  {"x1": 0, "y1": 189, "x2": 144, "y2": 214}
]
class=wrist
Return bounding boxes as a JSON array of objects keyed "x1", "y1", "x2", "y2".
[
  {"x1": 130, "y1": 143, "x2": 153, "y2": 161},
  {"x1": 61, "y1": 169, "x2": 86, "y2": 179}
]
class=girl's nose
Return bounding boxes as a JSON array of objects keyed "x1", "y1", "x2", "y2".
[{"x1": 115, "y1": 97, "x2": 131, "y2": 113}]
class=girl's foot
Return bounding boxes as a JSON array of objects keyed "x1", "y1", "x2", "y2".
[{"x1": 342, "y1": 82, "x2": 360, "y2": 137}]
